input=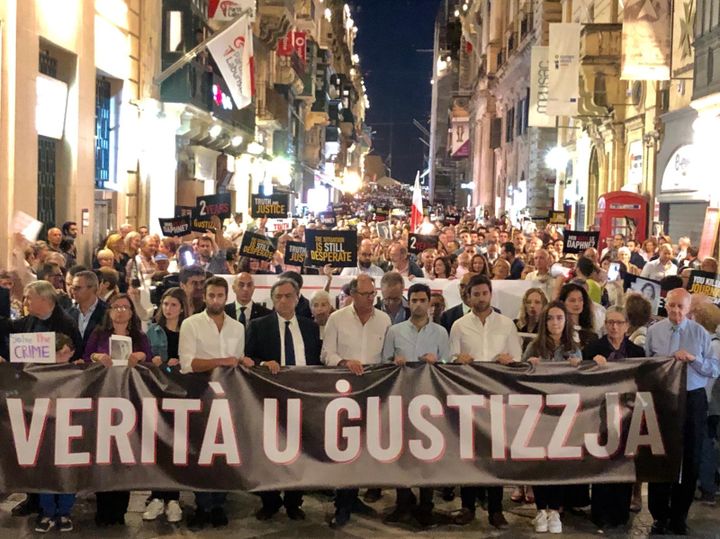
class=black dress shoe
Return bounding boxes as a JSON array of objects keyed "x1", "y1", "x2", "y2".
[
  {"x1": 453, "y1": 507, "x2": 475, "y2": 526},
  {"x1": 668, "y1": 519, "x2": 688, "y2": 535},
  {"x1": 210, "y1": 507, "x2": 229, "y2": 527},
  {"x1": 255, "y1": 505, "x2": 280, "y2": 521},
  {"x1": 352, "y1": 498, "x2": 377, "y2": 516},
  {"x1": 187, "y1": 508, "x2": 209, "y2": 529},
  {"x1": 12, "y1": 496, "x2": 39, "y2": 517},
  {"x1": 329, "y1": 510, "x2": 351, "y2": 529},
  {"x1": 650, "y1": 519, "x2": 668, "y2": 535},
  {"x1": 489, "y1": 511, "x2": 509, "y2": 529},
  {"x1": 286, "y1": 506, "x2": 306, "y2": 520},
  {"x1": 363, "y1": 488, "x2": 382, "y2": 503}
]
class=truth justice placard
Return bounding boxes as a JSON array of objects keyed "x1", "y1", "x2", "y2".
[
  {"x1": 158, "y1": 216, "x2": 191, "y2": 237},
  {"x1": 408, "y1": 233, "x2": 439, "y2": 255},
  {"x1": 563, "y1": 231, "x2": 600, "y2": 254},
  {"x1": 305, "y1": 229, "x2": 357, "y2": 267},
  {"x1": 0, "y1": 360, "x2": 684, "y2": 493},
  {"x1": 239, "y1": 232, "x2": 275, "y2": 262},
  {"x1": 196, "y1": 193, "x2": 232, "y2": 220},
  {"x1": 252, "y1": 194, "x2": 289, "y2": 219},
  {"x1": 687, "y1": 270, "x2": 720, "y2": 304},
  {"x1": 284, "y1": 241, "x2": 307, "y2": 267}
]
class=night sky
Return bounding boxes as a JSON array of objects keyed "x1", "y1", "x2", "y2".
[{"x1": 352, "y1": 0, "x2": 438, "y2": 184}]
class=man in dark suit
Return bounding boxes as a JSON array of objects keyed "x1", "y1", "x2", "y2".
[
  {"x1": 225, "y1": 272, "x2": 271, "y2": 324},
  {"x1": 245, "y1": 277, "x2": 321, "y2": 522},
  {"x1": 440, "y1": 272, "x2": 474, "y2": 334},
  {"x1": 67, "y1": 270, "x2": 107, "y2": 354},
  {"x1": 278, "y1": 271, "x2": 313, "y2": 319}
]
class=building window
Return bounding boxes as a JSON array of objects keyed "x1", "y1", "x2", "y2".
[
  {"x1": 167, "y1": 10, "x2": 183, "y2": 52},
  {"x1": 506, "y1": 108, "x2": 515, "y2": 143},
  {"x1": 593, "y1": 73, "x2": 608, "y2": 108},
  {"x1": 95, "y1": 78, "x2": 111, "y2": 189}
]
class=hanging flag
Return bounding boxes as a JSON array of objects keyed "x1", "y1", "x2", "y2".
[
  {"x1": 207, "y1": 16, "x2": 255, "y2": 110},
  {"x1": 410, "y1": 172, "x2": 423, "y2": 233},
  {"x1": 547, "y1": 23, "x2": 581, "y2": 116},
  {"x1": 208, "y1": 0, "x2": 256, "y2": 23},
  {"x1": 621, "y1": 0, "x2": 671, "y2": 80}
]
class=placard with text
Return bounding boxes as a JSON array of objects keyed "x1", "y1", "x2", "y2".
[
  {"x1": 158, "y1": 216, "x2": 192, "y2": 237},
  {"x1": 305, "y1": 229, "x2": 357, "y2": 267},
  {"x1": 562, "y1": 231, "x2": 599, "y2": 254},
  {"x1": 190, "y1": 210, "x2": 215, "y2": 233},
  {"x1": 239, "y1": 232, "x2": 276, "y2": 261},
  {"x1": 687, "y1": 270, "x2": 720, "y2": 305},
  {"x1": 196, "y1": 193, "x2": 232, "y2": 220},
  {"x1": 252, "y1": 194, "x2": 289, "y2": 218},
  {"x1": 10, "y1": 332, "x2": 56, "y2": 364},
  {"x1": 284, "y1": 241, "x2": 307, "y2": 267},
  {"x1": 408, "y1": 233, "x2": 439, "y2": 255}
]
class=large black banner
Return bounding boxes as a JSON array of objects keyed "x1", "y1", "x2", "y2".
[{"x1": 0, "y1": 361, "x2": 684, "y2": 493}]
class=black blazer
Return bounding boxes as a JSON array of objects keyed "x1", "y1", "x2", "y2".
[
  {"x1": 224, "y1": 302, "x2": 272, "y2": 324},
  {"x1": 245, "y1": 313, "x2": 322, "y2": 366},
  {"x1": 67, "y1": 300, "x2": 107, "y2": 351},
  {"x1": 0, "y1": 304, "x2": 83, "y2": 360},
  {"x1": 440, "y1": 303, "x2": 466, "y2": 334},
  {"x1": 582, "y1": 335, "x2": 645, "y2": 362}
]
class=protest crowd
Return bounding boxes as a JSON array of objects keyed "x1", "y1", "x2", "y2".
[{"x1": 1, "y1": 186, "x2": 720, "y2": 536}]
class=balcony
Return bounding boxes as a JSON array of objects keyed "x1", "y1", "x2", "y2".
[
  {"x1": 258, "y1": 0, "x2": 294, "y2": 48},
  {"x1": 578, "y1": 24, "x2": 622, "y2": 116}
]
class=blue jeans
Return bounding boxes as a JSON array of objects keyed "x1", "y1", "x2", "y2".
[
  {"x1": 39, "y1": 493, "x2": 75, "y2": 518},
  {"x1": 194, "y1": 492, "x2": 227, "y2": 510}
]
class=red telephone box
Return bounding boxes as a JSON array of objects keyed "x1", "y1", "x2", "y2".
[{"x1": 594, "y1": 191, "x2": 648, "y2": 250}]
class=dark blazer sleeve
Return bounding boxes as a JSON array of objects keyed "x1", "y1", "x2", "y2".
[
  {"x1": 440, "y1": 305, "x2": 462, "y2": 334},
  {"x1": 245, "y1": 314, "x2": 280, "y2": 365},
  {"x1": 224, "y1": 303, "x2": 237, "y2": 319},
  {"x1": 252, "y1": 303, "x2": 272, "y2": 318},
  {"x1": 299, "y1": 317, "x2": 322, "y2": 365}
]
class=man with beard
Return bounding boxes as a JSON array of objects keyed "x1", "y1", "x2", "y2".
[
  {"x1": 179, "y1": 276, "x2": 253, "y2": 529},
  {"x1": 340, "y1": 238, "x2": 384, "y2": 277}
]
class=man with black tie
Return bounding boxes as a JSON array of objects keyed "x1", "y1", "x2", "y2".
[
  {"x1": 245, "y1": 278, "x2": 322, "y2": 521},
  {"x1": 225, "y1": 272, "x2": 271, "y2": 324}
]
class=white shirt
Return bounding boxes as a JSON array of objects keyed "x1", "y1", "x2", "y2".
[
  {"x1": 77, "y1": 299, "x2": 99, "y2": 337},
  {"x1": 640, "y1": 259, "x2": 677, "y2": 281},
  {"x1": 179, "y1": 311, "x2": 245, "y2": 373},
  {"x1": 277, "y1": 315, "x2": 306, "y2": 366},
  {"x1": 322, "y1": 305, "x2": 392, "y2": 366},
  {"x1": 525, "y1": 271, "x2": 555, "y2": 299},
  {"x1": 449, "y1": 310, "x2": 522, "y2": 362},
  {"x1": 340, "y1": 264, "x2": 385, "y2": 278}
]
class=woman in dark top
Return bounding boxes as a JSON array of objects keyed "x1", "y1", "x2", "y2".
[
  {"x1": 145, "y1": 287, "x2": 188, "y2": 522},
  {"x1": 583, "y1": 306, "x2": 645, "y2": 532},
  {"x1": 515, "y1": 287, "x2": 548, "y2": 334},
  {"x1": 83, "y1": 293, "x2": 151, "y2": 526},
  {"x1": 558, "y1": 282, "x2": 599, "y2": 349}
]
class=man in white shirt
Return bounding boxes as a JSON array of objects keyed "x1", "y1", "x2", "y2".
[
  {"x1": 322, "y1": 274, "x2": 391, "y2": 529},
  {"x1": 524, "y1": 249, "x2": 556, "y2": 299},
  {"x1": 340, "y1": 238, "x2": 384, "y2": 277},
  {"x1": 178, "y1": 276, "x2": 253, "y2": 529},
  {"x1": 449, "y1": 273, "x2": 520, "y2": 530},
  {"x1": 641, "y1": 243, "x2": 677, "y2": 281}
]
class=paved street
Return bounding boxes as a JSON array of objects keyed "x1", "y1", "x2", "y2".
[{"x1": 1, "y1": 487, "x2": 718, "y2": 538}]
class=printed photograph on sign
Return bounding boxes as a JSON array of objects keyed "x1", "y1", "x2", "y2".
[
  {"x1": 110, "y1": 335, "x2": 132, "y2": 366},
  {"x1": 631, "y1": 277, "x2": 661, "y2": 315}
]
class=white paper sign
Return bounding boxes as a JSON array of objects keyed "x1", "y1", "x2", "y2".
[
  {"x1": 10, "y1": 332, "x2": 56, "y2": 364},
  {"x1": 110, "y1": 335, "x2": 132, "y2": 366},
  {"x1": 12, "y1": 211, "x2": 44, "y2": 243}
]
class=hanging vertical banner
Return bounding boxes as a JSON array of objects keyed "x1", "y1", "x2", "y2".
[
  {"x1": 206, "y1": 16, "x2": 255, "y2": 110},
  {"x1": 450, "y1": 116, "x2": 470, "y2": 158},
  {"x1": 547, "y1": 23, "x2": 581, "y2": 116},
  {"x1": 621, "y1": 0, "x2": 671, "y2": 80},
  {"x1": 529, "y1": 46, "x2": 555, "y2": 127}
]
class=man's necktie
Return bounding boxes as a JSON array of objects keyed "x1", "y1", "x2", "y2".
[
  {"x1": 669, "y1": 325, "x2": 680, "y2": 356},
  {"x1": 239, "y1": 306, "x2": 247, "y2": 325},
  {"x1": 284, "y1": 320, "x2": 296, "y2": 366}
]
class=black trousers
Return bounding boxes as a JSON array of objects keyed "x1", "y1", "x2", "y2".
[
  {"x1": 259, "y1": 490, "x2": 303, "y2": 510},
  {"x1": 96, "y1": 491, "x2": 130, "y2": 522},
  {"x1": 396, "y1": 487, "x2": 434, "y2": 510},
  {"x1": 534, "y1": 485, "x2": 563, "y2": 511},
  {"x1": 649, "y1": 388, "x2": 707, "y2": 524},
  {"x1": 460, "y1": 486, "x2": 503, "y2": 514},
  {"x1": 591, "y1": 483, "x2": 632, "y2": 526},
  {"x1": 149, "y1": 490, "x2": 180, "y2": 502},
  {"x1": 335, "y1": 488, "x2": 359, "y2": 515}
]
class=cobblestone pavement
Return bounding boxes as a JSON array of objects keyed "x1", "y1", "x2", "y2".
[{"x1": 1, "y1": 487, "x2": 719, "y2": 538}]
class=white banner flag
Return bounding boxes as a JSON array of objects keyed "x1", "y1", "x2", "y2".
[
  {"x1": 207, "y1": 16, "x2": 255, "y2": 110},
  {"x1": 547, "y1": 23, "x2": 581, "y2": 117},
  {"x1": 529, "y1": 46, "x2": 555, "y2": 127},
  {"x1": 208, "y1": 0, "x2": 256, "y2": 23},
  {"x1": 621, "y1": 0, "x2": 671, "y2": 80}
]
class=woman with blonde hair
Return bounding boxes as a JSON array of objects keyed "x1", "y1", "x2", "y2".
[
  {"x1": 515, "y1": 287, "x2": 548, "y2": 334},
  {"x1": 104, "y1": 233, "x2": 129, "y2": 292},
  {"x1": 492, "y1": 258, "x2": 511, "y2": 280}
]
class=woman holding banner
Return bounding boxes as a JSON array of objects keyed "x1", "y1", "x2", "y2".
[
  {"x1": 522, "y1": 301, "x2": 582, "y2": 533},
  {"x1": 83, "y1": 293, "x2": 152, "y2": 527},
  {"x1": 558, "y1": 283, "x2": 599, "y2": 348}
]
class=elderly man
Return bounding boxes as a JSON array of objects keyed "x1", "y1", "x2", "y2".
[
  {"x1": 341, "y1": 239, "x2": 384, "y2": 277},
  {"x1": 225, "y1": 272, "x2": 271, "y2": 324},
  {"x1": 377, "y1": 271, "x2": 409, "y2": 325},
  {"x1": 645, "y1": 288, "x2": 720, "y2": 535},
  {"x1": 322, "y1": 274, "x2": 392, "y2": 529},
  {"x1": 641, "y1": 243, "x2": 677, "y2": 281},
  {"x1": 126, "y1": 235, "x2": 159, "y2": 286},
  {"x1": 310, "y1": 290, "x2": 333, "y2": 341},
  {"x1": 386, "y1": 242, "x2": 423, "y2": 278},
  {"x1": 524, "y1": 249, "x2": 554, "y2": 299},
  {"x1": 47, "y1": 227, "x2": 63, "y2": 253}
]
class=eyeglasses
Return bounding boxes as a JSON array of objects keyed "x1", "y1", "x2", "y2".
[
  {"x1": 605, "y1": 320, "x2": 627, "y2": 326},
  {"x1": 354, "y1": 291, "x2": 376, "y2": 298},
  {"x1": 111, "y1": 305, "x2": 131, "y2": 312}
]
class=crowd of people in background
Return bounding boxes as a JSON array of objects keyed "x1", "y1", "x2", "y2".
[{"x1": 1, "y1": 191, "x2": 719, "y2": 535}]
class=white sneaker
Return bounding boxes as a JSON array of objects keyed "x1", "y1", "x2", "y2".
[
  {"x1": 548, "y1": 510, "x2": 562, "y2": 534},
  {"x1": 165, "y1": 500, "x2": 182, "y2": 523},
  {"x1": 142, "y1": 498, "x2": 165, "y2": 521},
  {"x1": 534, "y1": 509, "x2": 548, "y2": 533}
]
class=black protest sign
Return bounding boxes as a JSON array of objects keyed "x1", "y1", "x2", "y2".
[
  {"x1": 687, "y1": 270, "x2": 720, "y2": 304},
  {"x1": 374, "y1": 207, "x2": 389, "y2": 222},
  {"x1": 408, "y1": 233, "x2": 439, "y2": 254},
  {"x1": 175, "y1": 205, "x2": 194, "y2": 217},
  {"x1": 196, "y1": 193, "x2": 232, "y2": 220},
  {"x1": 548, "y1": 210, "x2": 567, "y2": 225},
  {"x1": 190, "y1": 210, "x2": 215, "y2": 233},
  {"x1": 445, "y1": 213, "x2": 460, "y2": 225},
  {"x1": 158, "y1": 216, "x2": 191, "y2": 237},
  {"x1": 319, "y1": 211, "x2": 337, "y2": 227},
  {"x1": 305, "y1": 229, "x2": 357, "y2": 267},
  {"x1": 563, "y1": 231, "x2": 600, "y2": 254},
  {"x1": 252, "y1": 194, "x2": 289, "y2": 218},
  {"x1": 284, "y1": 241, "x2": 307, "y2": 267},
  {"x1": 239, "y1": 232, "x2": 275, "y2": 262}
]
